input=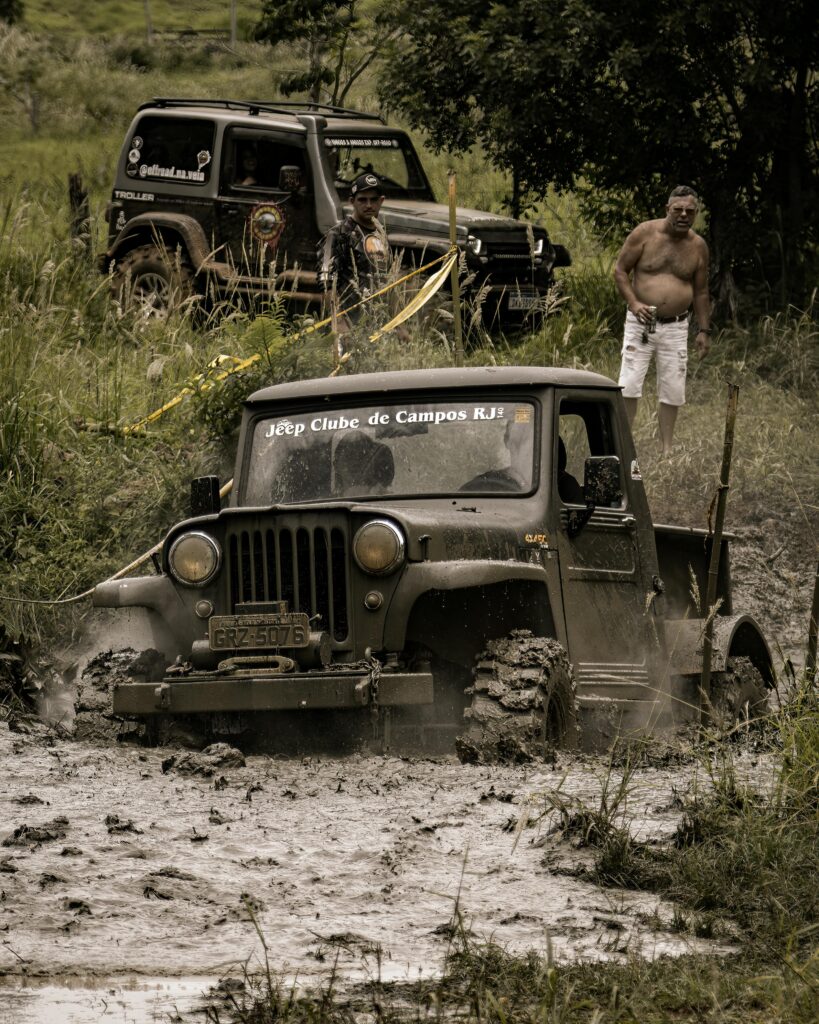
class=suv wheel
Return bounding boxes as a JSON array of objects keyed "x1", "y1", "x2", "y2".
[
  {"x1": 112, "y1": 243, "x2": 196, "y2": 317},
  {"x1": 456, "y1": 629, "x2": 579, "y2": 764}
]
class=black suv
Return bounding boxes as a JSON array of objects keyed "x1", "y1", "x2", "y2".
[{"x1": 102, "y1": 98, "x2": 570, "y2": 322}]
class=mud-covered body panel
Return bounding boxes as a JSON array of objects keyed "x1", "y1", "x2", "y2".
[{"x1": 94, "y1": 367, "x2": 772, "y2": 746}]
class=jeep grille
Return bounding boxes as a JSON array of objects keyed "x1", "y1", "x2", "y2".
[{"x1": 226, "y1": 524, "x2": 349, "y2": 641}]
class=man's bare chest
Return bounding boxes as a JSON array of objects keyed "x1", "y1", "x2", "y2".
[{"x1": 638, "y1": 237, "x2": 700, "y2": 280}]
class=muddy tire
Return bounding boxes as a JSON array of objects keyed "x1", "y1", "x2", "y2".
[
  {"x1": 710, "y1": 656, "x2": 768, "y2": 730},
  {"x1": 456, "y1": 630, "x2": 579, "y2": 764},
  {"x1": 112, "y1": 243, "x2": 197, "y2": 317}
]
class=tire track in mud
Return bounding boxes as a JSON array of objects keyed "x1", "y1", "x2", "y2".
[{"x1": 0, "y1": 722, "x2": 739, "y2": 1017}]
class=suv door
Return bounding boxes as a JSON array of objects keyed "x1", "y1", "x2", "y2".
[
  {"x1": 215, "y1": 127, "x2": 319, "y2": 281},
  {"x1": 553, "y1": 394, "x2": 659, "y2": 698}
]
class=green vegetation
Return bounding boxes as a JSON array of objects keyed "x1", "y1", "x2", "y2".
[
  {"x1": 381, "y1": 0, "x2": 819, "y2": 311},
  {"x1": 0, "y1": 26, "x2": 816, "y2": 1022},
  {"x1": 196, "y1": 687, "x2": 819, "y2": 1022}
]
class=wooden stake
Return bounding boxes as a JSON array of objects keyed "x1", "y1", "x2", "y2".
[
  {"x1": 448, "y1": 171, "x2": 463, "y2": 367},
  {"x1": 700, "y1": 382, "x2": 740, "y2": 725}
]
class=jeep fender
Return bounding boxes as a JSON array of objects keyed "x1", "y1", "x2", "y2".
[
  {"x1": 104, "y1": 213, "x2": 212, "y2": 272},
  {"x1": 663, "y1": 614, "x2": 774, "y2": 686},
  {"x1": 382, "y1": 559, "x2": 551, "y2": 652},
  {"x1": 92, "y1": 575, "x2": 196, "y2": 662}
]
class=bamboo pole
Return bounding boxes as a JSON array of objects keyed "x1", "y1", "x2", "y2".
[
  {"x1": 448, "y1": 171, "x2": 464, "y2": 367},
  {"x1": 700, "y1": 383, "x2": 740, "y2": 725},
  {"x1": 806, "y1": 560, "x2": 819, "y2": 680}
]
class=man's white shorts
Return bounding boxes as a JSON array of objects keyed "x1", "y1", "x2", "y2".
[{"x1": 618, "y1": 311, "x2": 689, "y2": 407}]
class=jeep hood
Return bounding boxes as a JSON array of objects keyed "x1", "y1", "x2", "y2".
[{"x1": 348, "y1": 200, "x2": 540, "y2": 244}]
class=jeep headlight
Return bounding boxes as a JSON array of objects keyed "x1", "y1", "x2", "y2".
[
  {"x1": 466, "y1": 234, "x2": 483, "y2": 256},
  {"x1": 168, "y1": 531, "x2": 221, "y2": 587},
  {"x1": 353, "y1": 520, "x2": 405, "y2": 576},
  {"x1": 532, "y1": 238, "x2": 545, "y2": 257}
]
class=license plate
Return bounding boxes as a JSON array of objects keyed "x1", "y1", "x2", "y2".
[
  {"x1": 209, "y1": 612, "x2": 310, "y2": 651},
  {"x1": 508, "y1": 291, "x2": 539, "y2": 311}
]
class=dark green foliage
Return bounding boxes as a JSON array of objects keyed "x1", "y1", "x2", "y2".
[
  {"x1": 380, "y1": 0, "x2": 819, "y2": 311},
  {"x1": 254, "y1": 0, "x2": 393, "y2": 105},
  {"x1": 0, "y1": 0, "x2": 23, "y2": 25}
]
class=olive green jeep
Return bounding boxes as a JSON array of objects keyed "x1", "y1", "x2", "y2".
[{"x1": 93, "y1": 367, "x2": 773, "y2": 756}]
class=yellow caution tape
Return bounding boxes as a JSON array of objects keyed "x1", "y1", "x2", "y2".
[
  {"x1": 123, "y1": 248, "x2": 456, "y2": 435},
  {"x1": 5, "y1": 251, "x2": 457, "y2": 605},
  {"x1": 368, "y1": 250, "x2": 458, "y2": 343}
]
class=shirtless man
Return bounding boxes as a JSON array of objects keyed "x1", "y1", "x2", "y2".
[{"x1": 614, "y1": 185, "x2": 711, "y2": 455}]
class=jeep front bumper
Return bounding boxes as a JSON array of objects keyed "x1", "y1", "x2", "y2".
[{"x1": 112, "y1": 670, "x2": 433, "y2": 716}]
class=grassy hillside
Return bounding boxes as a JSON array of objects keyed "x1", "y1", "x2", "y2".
[{"x1": 22, "y1": 0, "x2": 260, "y2": 37}]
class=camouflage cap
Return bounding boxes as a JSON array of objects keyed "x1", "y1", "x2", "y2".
[{"x1": 350, "y1": 172, "x2": 384, "y2": 197}]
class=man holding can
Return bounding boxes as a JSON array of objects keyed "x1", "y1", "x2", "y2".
[{"x1": 613, "y1": 185, "x2": 711, "y2": 455}]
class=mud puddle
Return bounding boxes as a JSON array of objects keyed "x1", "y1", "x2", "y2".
[{"x1": 0, "y1": 722, "x2": 744, "y2": 1022}]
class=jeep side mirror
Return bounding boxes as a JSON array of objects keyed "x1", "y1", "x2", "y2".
[
  {"x1": 191, "y1": 476, "x2": 221, "y2": 517},
  {"x1": 279, "y1": 165, "x2": 303, "y2": 191},
  {"x1": 583, "y1": 456, "x2": 622, "y2": 507}
]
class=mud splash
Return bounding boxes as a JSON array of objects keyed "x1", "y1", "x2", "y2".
[{"x1": 0, "y1": 719, "x2": 747, "y2": 1022}]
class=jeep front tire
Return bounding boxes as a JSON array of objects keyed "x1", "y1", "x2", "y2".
[{"x1": 456, "y1": 630, "x2": 579, "y2": 764}]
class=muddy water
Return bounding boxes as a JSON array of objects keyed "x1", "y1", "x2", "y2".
[{"x1": 0, "y1": 723, "x2": 734, "y2": 1021}]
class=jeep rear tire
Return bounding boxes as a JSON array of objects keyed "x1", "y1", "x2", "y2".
[
  {"x1": 710, "y1": 656, "x2": 768, "y2": 731},
  {"x1": 113, "y1": 243, "x2": 196, "y2": 317},
  {"x1": 456, "y1": 630, "x2": 579, "y2": 764}
]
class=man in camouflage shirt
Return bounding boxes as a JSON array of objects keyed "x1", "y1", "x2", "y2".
[{"x1": 318, "y1": 172, "x2": 391, "y2": 339}]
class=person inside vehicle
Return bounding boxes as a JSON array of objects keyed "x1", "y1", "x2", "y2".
[
  {"x1": 236, "y1": 145, "x2": 259, "y2": 186},
  {"x1": 461, "y1": 420, "x2": 534, "y2": 492},
  {"x1": 557, "y1": 436, "x2": 585, "y2": 504},
  {"x1": 333, "y1": 431, "x2": 395, "y2": 496}
]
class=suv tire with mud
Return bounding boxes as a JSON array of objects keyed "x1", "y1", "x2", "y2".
[
  {"x1": 112, "y1": 243, "x2": 196, "y2": 316},
  {"x1": 456, "y1": 630, "x2": 579, "y2": 764}
]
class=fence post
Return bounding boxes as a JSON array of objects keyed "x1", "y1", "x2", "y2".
[
  {"x1": 68, "y1": 173, "x2": 90, "y2": 257},
  {"x1": 699, "y1": 382, "x2": 740, "y2": 725}
]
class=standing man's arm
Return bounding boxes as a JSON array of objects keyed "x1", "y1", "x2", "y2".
[
  {"x1": 613, "y1": 225, "x2": 654, "y2": 325},
  {"x1": 692, "y1": 239, "x2": 711, "y2": 357}
]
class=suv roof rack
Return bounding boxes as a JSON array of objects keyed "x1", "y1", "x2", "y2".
[{"x1": 139, "y1": 97, "x2": 385, "y2": 123}]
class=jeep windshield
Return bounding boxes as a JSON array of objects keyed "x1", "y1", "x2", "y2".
[
  {"x1": 325, "y1": 133, "x2": 435, "y2": 201},
  {"x1": 244, "y1": 401, "x2": 537, "y2": 504}
]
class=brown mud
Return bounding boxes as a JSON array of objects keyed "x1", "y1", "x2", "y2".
[{"x1": 0, "y1": 719, "x2": 748, "y2": 1022}]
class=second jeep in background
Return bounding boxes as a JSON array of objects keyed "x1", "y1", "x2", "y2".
[{"x1": 101, "y1": 98, "x2": 570, "y2": 322}]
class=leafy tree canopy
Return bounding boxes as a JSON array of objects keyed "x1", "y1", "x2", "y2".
[
  {"x1": 380, "y1": 0, "x2": 819, "y2": 311},
  {"x1": 255, "y1": 0, "x2": 393, "y2": 106}
]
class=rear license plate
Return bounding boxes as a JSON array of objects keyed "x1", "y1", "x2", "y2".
[
  {"x1": 209, "y1": 613, "x2": 310, "y2": 651},
  {"x1": 508, "y1": 291, "x2": 538, "y2": 311}
]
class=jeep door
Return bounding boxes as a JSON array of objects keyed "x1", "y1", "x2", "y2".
[
  {"x1": 215, "y1": 127, "x2": 319, "y2": 283},
  {"x1": 552, "y1": 394, "x2": 660, "y2": 699}
]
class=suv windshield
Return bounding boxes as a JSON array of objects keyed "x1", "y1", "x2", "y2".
[
  {"x1": 244, "y1": 401, "x2": 537, "y2": 504},
  {"x1": 325, "y1": 133, "x2": 434, "y2": 200}
]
